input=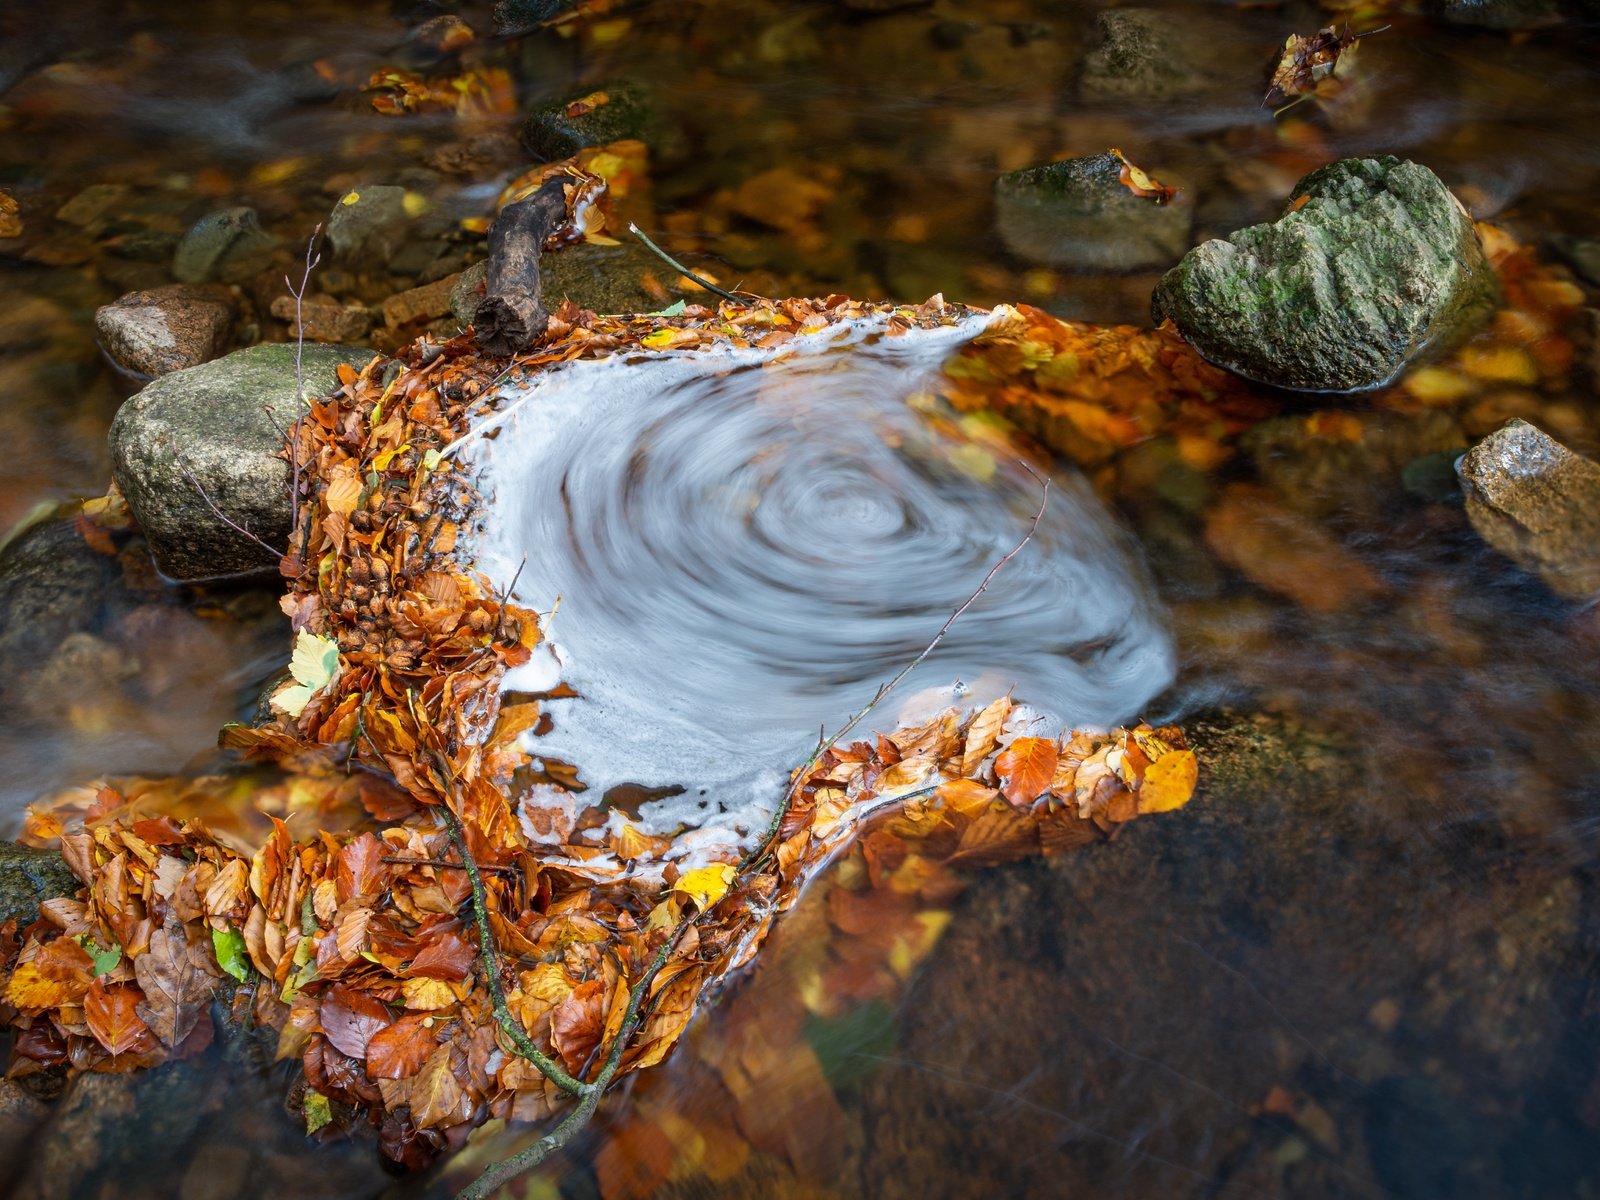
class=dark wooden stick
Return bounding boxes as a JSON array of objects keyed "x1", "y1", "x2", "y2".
[{"x1": 475, "y1": 177, "x2": 570, "y2": 357}]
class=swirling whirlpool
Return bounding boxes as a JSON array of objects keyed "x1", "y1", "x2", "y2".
[{"x1": 471, "y1": 318, "x2": 1174, "y2": 845}]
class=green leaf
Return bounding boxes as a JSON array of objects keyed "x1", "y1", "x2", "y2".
[
  {"x1": 648, "y1": 299, "x2": 687, "y2": 317},
  {"x1": 304, "y1": 1090, "x2": 333, "y2": 1135},
  {"x1": 272, "y1": 631, "x2": 341, "y2": 718},
  {"x1": 211, "y1": 927, "x2": 251, "y2": 983},
  {"x1": 421, "y1": 447, "x2": 442, "y2": 472},
  {"x1": 75, "y1": 934, "x2": 122, "y2": 977}
]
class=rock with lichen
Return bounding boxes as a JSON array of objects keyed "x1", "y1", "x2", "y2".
[{"x1": 1152, "y1": 157, "x2": 1500, "y2": 393}]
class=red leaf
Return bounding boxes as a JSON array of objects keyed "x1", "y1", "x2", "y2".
[
  {"x1": 995, "y1": 737, "x2": 1059, "y2": 808},
  {"x1": 336, "y1": 833, "x2": 389, "y2": 904},
  {"x1": 320, "y1": 985, "x2": 394, "y2": 1059},
  {"x1": 549, "y1": 979, "x2": 606, "y2": 1073},
  {"x1": 365, "y1": 1013, "x2": 438, "y2": 1079},
  {"x1": 406, "y1": 925, "x2": 473, "y2": 982}
]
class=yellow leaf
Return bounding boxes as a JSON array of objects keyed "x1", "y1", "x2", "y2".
[
  {"x1": 402, "y1": 977, "x2": 459, "y2": 1010},
  {"x1": 1137, "y1": 749, "x2": 1198, "y2": 814},
  {"x1": 341, "y1": 190, "x2": 361, "y2": 206},
  {"x1": 672, "y1": 863, "x2": 735, "y2": 911}
]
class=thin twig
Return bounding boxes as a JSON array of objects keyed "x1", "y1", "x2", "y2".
[
  {"x1": 380, "y1": 855, "x2": 517, "y2": 874},
  {"x1": 627, "y1": 223, "x2": 743, "y2": 304},
  {"x1": 458, "y1": 936, "x2": 676, "y2": 1200},
  {"x1": 439, "y1": 803, "x2": 588, "y2": 1096},
  {"x1": 285, "y1": 225, "x2": 323, "y2": 522},
  {"x1": 174, "y1": 448, "x2": 284, "y2": 562},
  {"x1": 743, "y1": 465, "x2": 1050, "y2": 869}
]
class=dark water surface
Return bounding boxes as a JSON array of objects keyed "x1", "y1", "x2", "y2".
[{"x1": 3, "y1": 0, "x2": 1600, "y2": 1197}]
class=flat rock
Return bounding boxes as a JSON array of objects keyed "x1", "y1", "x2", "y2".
[
  {"x1": 1152, "y1": 157, "x2": 1500, "y2": 393},
  {"x1": 108, "y1": 343, "x2": 375, "y2": 580},
  {"x1": 995, "y1": 151, "x2": 1192, "y2": 272},
  {"x1": 94, "y1": 283, "x2": 236, "y2": 378},
  {"x1": 1457, "y1": 418, "x2": 1600, "y2": 600}
]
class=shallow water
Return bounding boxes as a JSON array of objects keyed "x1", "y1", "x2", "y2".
[{"x1": 2, "y1": 0, "x2": 1600, "y2": 1198}]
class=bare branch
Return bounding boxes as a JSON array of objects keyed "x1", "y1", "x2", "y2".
[
  {"x1": 173, "y1": 447, "x2": 284, "y2": 563},
  {"x1": 627, "y1": 222, "x2": 743, "y2": 304}
]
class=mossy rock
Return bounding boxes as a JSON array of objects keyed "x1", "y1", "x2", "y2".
[
  {"x1": 1152, "y1": 157, "x2": 1500, "y2": 393},
  {"x1": 0, "y1": 841, "x2": 76, "y2": 926}
]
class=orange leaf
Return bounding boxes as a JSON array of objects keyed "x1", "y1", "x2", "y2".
[
  {"x1": 366, "y1": 1013, "x2": 438, "y2": 1079},
  {"x1": 85, "y1": 979, "x2": 156, "y2": 1056},
  {"x1": 960, "y1": 696, "x2": 1012, "y2": 776},
  {"x1": 994, "y1": 737, "x2": 1058, "y2": 808}
]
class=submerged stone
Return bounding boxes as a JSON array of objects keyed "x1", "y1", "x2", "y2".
[
  {"x1": 1152, "y1": 157, "x2": 1500, "y2": 393},
  {"x1": 1456, "y1": 418, "x2": 1600, "y2": 600},
  {"x1": 994, "y1": 151, "x2": 1192, "y2": 273},
  {"x1": 171, "y1": 207, "x2": 274, "y2": 284},
  {"x1": 520, "y1": 81, "x2": 662, "y2": 163},
  {"x1": 109, "y1": 343, "x2": 375, "y2": 581},
  {"x1": 1077, "y1": 9, "x2": 1248, "y2": 103}
]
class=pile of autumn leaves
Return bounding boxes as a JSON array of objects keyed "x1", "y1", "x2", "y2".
[{"x1": 1, "y1": 284, "x2": 1197, "y2": 1171}]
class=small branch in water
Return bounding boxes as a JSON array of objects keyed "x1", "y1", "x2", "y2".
[
  {"x1": 476, "y1": 177, "x2": 571, "y2": 357},
  {"x1": 742, "y1": 464, "x2": 1051, "y2": 869},
  {"x1": 379, "y1": 855, "x2": 517, "y2": 874},
  {"x1": 173, "y1": 447, "x2": 284, "y2": 563},
  {"x1": 627, "y1": 223, "x2": 743, "y2": 305},
  {"x1": 438, "y1": 802, "x2": 588, "y2": 1097}
]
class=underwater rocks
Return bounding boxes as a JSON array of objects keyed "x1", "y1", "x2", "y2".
[
  {"x1": 994, "y1": 151, "x2": 1193, "y2": 272},
  {"x1": 1152, "y1": 157, "x2": 1500, "y2": 393},
  {"x1": 108, "y1": 343, "x2": 375, "y2": 581},
  {"x1": 1457, "y1": 418, "x2": 1600, "y2": 601},
  {"x1": 0, "y1": 841, "x2": 74, "y2": 927}
]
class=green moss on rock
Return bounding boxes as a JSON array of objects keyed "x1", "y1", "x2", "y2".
[{"x1": 1152, "y1": 157, "x2": 1500, "y2": 393}]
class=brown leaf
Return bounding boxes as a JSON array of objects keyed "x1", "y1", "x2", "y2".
[
  {"x1": 406, "y1": 925, "x2": 473, "y2": 982},
  {"x1": 321, "y1": 985, "x2": 395, "y2": 1059},
  {"x1": 85, "y1": 979, "x2": 157, "y2": 1056},
  {"x1": 995, "y1": 737, "x2": 1058, "y2": 808},
  {"x1": 132, "y1": 922, "x2": 216, "y2": 1048},
  {"x1": 550, "y1": 978, "x2": 606, "y2": 1073},
  {"x1": 202, "y1": 858, "x2": 248, "y2": 918},
  {"x1": 365, "y1": 1013, "x2": 438, "y2": 1079},
  {"x1": 336, "y1": 832, "x2": 389, "y2": 904},
  {"x1": 959, "y1": 696, "x2": 1012, "y2": 776}
]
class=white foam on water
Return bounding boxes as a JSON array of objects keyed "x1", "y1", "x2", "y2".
[{"x1": 466, "y1": 315, "x2": 1175, "y2": 855}]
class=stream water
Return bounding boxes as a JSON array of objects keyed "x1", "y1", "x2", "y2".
[{"x1": 3, "y1": 1, "x2": 1600, "y2": 1198}]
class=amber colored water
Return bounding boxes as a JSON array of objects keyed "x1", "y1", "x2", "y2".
[{"x1": 3, "y1": 1, "x2": 1600, "y2": 1198}]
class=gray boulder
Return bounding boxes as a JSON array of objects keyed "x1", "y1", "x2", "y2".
[
  {"x1": 94, "y1": 283, "x2": 237, "y2": 379},
  {"x1": 108, "y1": 343, "x2": 375, "y2": 581},
  {"x1": 1152, "y1": 157, "x2": 1500, "y2": 393},
  {"x1": 325, "y1": 184, "x2": 411, "y2": 269},
  {"x1": 995, "y1": 151, "x2": 1192, "y2": 272},
  {"x1": 1457, "y1": 419, "x2": 1600, "y2": 601}
]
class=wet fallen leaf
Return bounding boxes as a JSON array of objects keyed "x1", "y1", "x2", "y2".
[
  {"x1": 133, "y1": 922, "x2": 216, "y2": 1048},
  {"x1": 995, "y1": 736, "x2": 1058, "y2": 807},
  {"x1": 85, "y1": 978, "x2": 156, "y2": 1056},
  {"x1": 1110, "y1": 148, "x2": 1178, "y2": 205}
]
